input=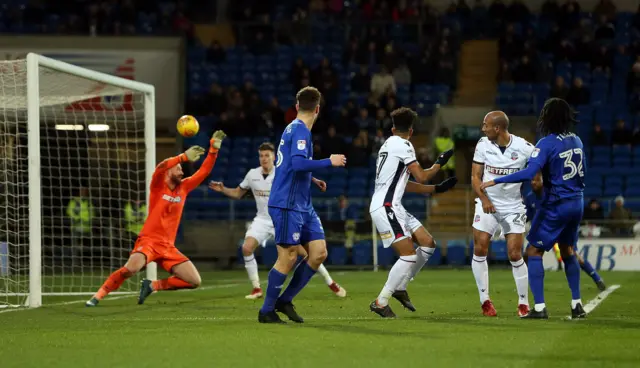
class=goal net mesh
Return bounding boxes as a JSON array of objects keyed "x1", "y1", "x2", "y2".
[{"x1": 0, "y1": 58, "x2": 147, "y2": 307}]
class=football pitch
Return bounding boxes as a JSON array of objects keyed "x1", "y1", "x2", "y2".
[{"x1": 1, "y1": 269, "x2": 639, "y2": 368}]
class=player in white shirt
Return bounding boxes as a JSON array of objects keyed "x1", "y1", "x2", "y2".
[
  {"x1": 209, "y1": 142, "x2": 346, "y2": 299},
  {"x1": 471, "y1": 111, "x2": 540, "y2": 317},
  {"x1": 369, "y1": 107, "x2": 457, "y2": 318}
]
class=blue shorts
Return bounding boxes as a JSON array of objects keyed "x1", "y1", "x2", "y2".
[
  {"x1": 268, "y1": 207, "x2": 325, "y2": 246},
  {"x1": 527, "y1": 198, "x2": 584, "y2": 252}
]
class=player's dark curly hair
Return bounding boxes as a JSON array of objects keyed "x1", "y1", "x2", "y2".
[
  {"x1": 390, "y1": 107, "x2": 417, "y2": 133},
  {"x1": 537, "y1": 98, "x2": 577, "y2": 136}
]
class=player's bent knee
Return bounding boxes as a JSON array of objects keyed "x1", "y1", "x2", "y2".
[
  {"x1": 508, "y1": 248, "x2": 523, "y2": 261},
  {"x1": 242, "y1": 241, "x2": 258, "y2": 256},
  {"x1": 309, "y1": 248, "x2": 327, "y2": 266},
  {"x1": 124, "y1": 253, "x2": 147, "y2": 273}
]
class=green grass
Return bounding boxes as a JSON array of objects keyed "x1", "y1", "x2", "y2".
[{"x1": 1, "y1": 269, "x2": 639, "y2": 368}]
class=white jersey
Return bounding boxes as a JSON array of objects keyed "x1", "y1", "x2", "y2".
[
  {"x1": 370, "y1": 136, "x2": 417, "y2": 212},
  {"x1": 239, "y1": 167, "x2": 274, "y2": 221},
  {"x1": 473, "y1": 134, "x2": 534, "y2": 213}
]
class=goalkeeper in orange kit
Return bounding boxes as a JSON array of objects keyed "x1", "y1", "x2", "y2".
[{"x1": 86, "y1": 130, "x2": 227, "y2": 307}]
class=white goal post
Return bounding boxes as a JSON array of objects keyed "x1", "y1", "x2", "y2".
[{"x1": 0, "y1": 53, "x2": 157, "y2": 309}]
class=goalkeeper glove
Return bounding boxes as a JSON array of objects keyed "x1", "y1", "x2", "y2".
[
  {"x1": 434, "y1": 177, "x2": 458, "y2": 194},
  {"x1": 435, "y1": 149, "x2": 454, "y2": 166},
  {"x1": 210, "y1": 130, "x2": 227, "y2": 150},
  {"x1": 184, "y1": 146, "x2": 206, "y2": 162}
]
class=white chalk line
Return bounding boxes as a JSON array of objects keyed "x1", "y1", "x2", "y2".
[{"x1": 565, "y1": 284, "x2": 621, "y2": 320}]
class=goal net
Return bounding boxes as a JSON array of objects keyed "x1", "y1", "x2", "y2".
[{"x1": 0, "y1": 54, "x2": 156, "y2": 308}]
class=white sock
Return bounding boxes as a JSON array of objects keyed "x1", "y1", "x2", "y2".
[
  {"x1": 534, "y1": 303, "x2": 546, "y2": 312},
  {"x1": 472, "y1": 255, "x2": 490, "y2": 304},
  {"x1": 377, "y1": 255, "x2": 416, "y2": 306},
  {"x1": 511, "y1": 258, "x2": 529, "y2": 306},
  {"x1": 397, "y1": 246, "x2": 434, "y2": 290},
  {"x1": 571, "y1": 299, "x2": 583, "y2": 309},
  {"x1": 317, "y1": 264, "x2": 333, "y2": 285},
  {"x1": 243, "y1": 255, "x2": 260, "y2": 289}
]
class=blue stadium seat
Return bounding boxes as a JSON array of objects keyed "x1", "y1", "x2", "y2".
[
  {"x1": 426, "y1": 246, "x2": 442, "y2": 266},
  {"x1": 584, "y1": 187, "x2": 603, "y2": 198},
  {"x1": 352, "y1": 241, "x2": 373, "y2": 265},
  {"x1": 259, "y1": 242, "x2": 278, "y2": 267},
  {"x1": 490, "y1": 240, "x2": 508, "y2": 261},
  {"x1": 327, "y1": 245, "x2": 348, "y2": 265},
  {"x1": 377, "y1": 243, "x2": 396, "y2": 267},
  {"x1": 446, "y1": 240, "x2": 467, "y2": 266}
]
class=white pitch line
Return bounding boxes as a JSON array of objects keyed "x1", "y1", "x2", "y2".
[
  {"x1": 0, "y1": 283, "x2": 242, "y2": 314},
  {"x1": 566, "y1": 284, "x2": 620, "y2": 320}
]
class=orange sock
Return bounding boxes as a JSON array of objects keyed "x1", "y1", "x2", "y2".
[
  {"x1": 152, "y1": 276, "x2": 194, "y2": 291},
  {"x1": 95, "y1": 267, "x2": 134, "y2": 300}
]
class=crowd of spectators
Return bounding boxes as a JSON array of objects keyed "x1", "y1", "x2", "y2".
[
  {"x1": 187, "y1": 0, "x2": 463, "y2": 166},
  {"x1": 0, "y1": 0, "x2": 200, "y2": 37},
  {"x1": 496, "y1": 0, "x2": 633, "y2": 85}
]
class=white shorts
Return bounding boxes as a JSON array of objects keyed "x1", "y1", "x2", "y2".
[
  {"x1": 472, "y1": 199, "x2": 526, "y2": 236},
  {"x1": 245, "y1": 217, "x2": 275, "y2": 247},
  {"x1": 371, "y1": 206, "x2": 423, "y2": 248}
]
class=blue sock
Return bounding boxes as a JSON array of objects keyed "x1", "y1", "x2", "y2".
[
  {"x1": 278, "y1": 261, "x2": 316, "y2": 303},
  {"x1": 580, "y1": 260, "x2": 602, "y2": 282},
  {"x1": 528, "y1": 255, "x2": 545, "y2": 305},
  {"x1": 563, "y1": 255, "x2": 581, "y2": 300},
  {"x1": 259, "y1": 269, "x2": 287, "y2": 314}
]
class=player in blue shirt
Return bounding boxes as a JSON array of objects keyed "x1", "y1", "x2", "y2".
[
  {"x1": 528, "y1": 172, "x2": 607, "y2": 291},
  {"x1": 481, "y1": 98, "x2": 587, "y2": 319},
  {"x1": 258, "y1": 87, "x2": 347, "y2": 324}
]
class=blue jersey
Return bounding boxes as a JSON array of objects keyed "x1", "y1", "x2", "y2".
[
  {"x1": 528, "y1": 133, "x2": 585, "y2": 205},
  {"x1": 268, "y1": 119, "x2": 314, "y2": 212}
]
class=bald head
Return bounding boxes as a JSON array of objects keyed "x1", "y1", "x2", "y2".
[{"x1": 484, "y1": 111, "x2": 510, "y2": 131}]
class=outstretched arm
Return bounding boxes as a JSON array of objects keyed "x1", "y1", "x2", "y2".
[
  {"x1": 406, "y1": 149, "x2": 454, "y2": 184},
  {"x1": 209, "y1": 181, "x2": 248, "y2": 199},
  {"x1": 406, "y1": 177, "x2": 457, "y2": 194},
  {"x1": 291, "y1": 155, "x2": 346, "y2": 172},
  {"x1": 494, "y1": 163, "x2": 541, "y2": 184},
  {"x1": 182, "y1": 131, "x2": 226, "y2": 192},
  {"x1": 151, "y1": 154, "x2": 188, "y2": 188}
]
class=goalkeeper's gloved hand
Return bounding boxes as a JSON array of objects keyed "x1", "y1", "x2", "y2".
[
  {"x1": 434, "y1": 177, "x2": 458, "y2": 194},
  {"x1": 435, "y1": 149, "x2": 454, "y2": 166},
  {"x1": 210, "y1": 130, "x2": 227, "y2": 150},
  {"x1": 184, "y1": 146, "x2": 206, "y2": 162}
]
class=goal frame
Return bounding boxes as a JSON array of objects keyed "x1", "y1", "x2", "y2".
[{"x1": 25, "y1": 53, "x2": 157, "y2": 308}]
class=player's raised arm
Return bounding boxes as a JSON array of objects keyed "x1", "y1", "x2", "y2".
[
  {"x1": 181, "y1": 130, "x2": 226, "y2": 192},
  {"x1": 151, "y1": 146, "x2": 205, "y2": 188},
  {"x1": 406, "y1": 149, "x2": 453, "y2": 184},
  {"x1": 406, "y1": 177, "x2": 458, "y2": 194}
]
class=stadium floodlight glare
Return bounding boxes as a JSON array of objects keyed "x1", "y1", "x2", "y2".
[
  {"x1": 88, "y1": 124, "x2": 110, "y2": 131},
  {"x1": 0, "y1": 53, "x2": 157, "y2": 309}
]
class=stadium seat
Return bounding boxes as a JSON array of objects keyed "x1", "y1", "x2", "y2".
[
  {"x1": 352, "y1": 241, "x2": 373, "y2": 265},
  {"x1": 327, "y1": 245, "x2": 348, "y2": 265},
  {"x1": 490, "y1": 240, "x2": 508, "y2": 261},
  {"x1": 377, "y1": 243, "x2": 396, "y2": 267},
  {"x1": 259, "y1": 242, "x2": 277, "y2": 267},
  {"x1": 426, "y1": 245, "x2": 442, "y2": 266},
  {"x1": 446, "y1": 240, "x2": 467, "y2": 266}
]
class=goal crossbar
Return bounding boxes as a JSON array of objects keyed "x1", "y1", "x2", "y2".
[{"x1": 2, "y1": 53, "x2": 158, "y2": 308}]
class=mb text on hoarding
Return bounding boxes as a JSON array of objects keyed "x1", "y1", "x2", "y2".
[{"x1": 575, "y1": 239, "x2": 640, "y2": 271}]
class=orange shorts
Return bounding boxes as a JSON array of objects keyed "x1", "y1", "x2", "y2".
[{"x1": 132, "y1": 237, "x2": 190, "y2": 272}]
